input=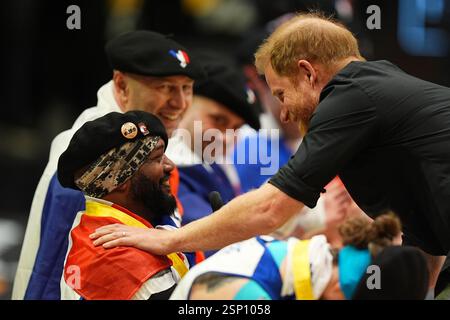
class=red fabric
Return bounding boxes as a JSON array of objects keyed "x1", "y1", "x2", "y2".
[
  {"x1": 195, "y1": 251, "x2": 205, "y2": 264},
  {"x1": 64, "y1": 213, "x2": 171, "y2": 300},
  {"x1": 169, "y1": 167, "x2": 205, "y2": 264},
  {"x1": 169, "y1": 166, "x2": 184, "y2": 216}
]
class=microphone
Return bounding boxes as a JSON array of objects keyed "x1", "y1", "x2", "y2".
[{"x1": 208, "y1": 191, "x2": 224, "y2": 212}]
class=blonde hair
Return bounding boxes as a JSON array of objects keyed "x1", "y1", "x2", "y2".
[{"x1": 255, "y1": 12, "x2": 364, "y2": 76}]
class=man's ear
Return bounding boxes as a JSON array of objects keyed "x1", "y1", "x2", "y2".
[
  {"x1": 297, "y1": 60, "x2": 317, "y2": 87},
  {"x1": 113, "y1": 70, "x2": 129, "y2": 109},
  {"x1": 114, "y1": 179, "x2": 131, "y2": 194}
]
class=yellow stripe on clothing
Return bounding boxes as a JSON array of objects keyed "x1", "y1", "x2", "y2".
[
  {"x1": 292, "y1": 240, "x2": 315, "y2": 300},
  {"x1": 85, "y1": 200, "x2": 189, "y2": 278},
  {"x1": 167, "y1": 253, "x2": 188, "y2": 278},
  {"x1": 85, "y1": 200, "x2": 147, "y2": 228}
]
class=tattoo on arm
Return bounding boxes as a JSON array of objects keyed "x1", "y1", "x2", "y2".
[{"x1": 193, "y1": 272, "x2": 244, "y2": 293}]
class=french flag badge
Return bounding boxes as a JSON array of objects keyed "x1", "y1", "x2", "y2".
[{"x1": 169, "y1": 49, "x2": 190, "y2": 68}]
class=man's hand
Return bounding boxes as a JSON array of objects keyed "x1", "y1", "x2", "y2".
[{"x1": 89, "y1": 224, "x2": 174, "y2": 255}]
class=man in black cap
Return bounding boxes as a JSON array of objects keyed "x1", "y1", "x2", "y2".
[
  {"x1": 105, "y1": 30, "x2": 204, "y2": 135},
  {"x1": 165, "y1": 54, "x2": 260, "y2": 255},
  {"x1": 58, "y1": 111, "x2": 187, "y2": 300},
  {"x1": 13, "y1": 30, "x2": 203, "y2": 300}
]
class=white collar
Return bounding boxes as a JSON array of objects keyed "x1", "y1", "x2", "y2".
[
  {"x1": 165, "y1": 134, "x2": 203, "y2": 167},
  {"x1": 96, "y1": 80, "x2": 122, "y2": 113}
]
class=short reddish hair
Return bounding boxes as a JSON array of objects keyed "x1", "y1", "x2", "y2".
[{"x1": 255, "y1": 12, "x2": 364, "y2": 76}]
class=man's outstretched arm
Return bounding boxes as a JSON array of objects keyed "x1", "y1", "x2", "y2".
[{"x1": 90, "y1": 183, "x2": 304, "y2": 255}]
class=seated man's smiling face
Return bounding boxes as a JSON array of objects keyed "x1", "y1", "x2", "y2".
[{"x1": 129, "y1": 139, "x2": 177, "y2": 221}]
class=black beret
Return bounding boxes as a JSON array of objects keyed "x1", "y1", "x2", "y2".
[
  {"x1": 352, "y1": 246, "x2": 429, "y2": 300},
  {"x1": 58, "y1": 111, "x2": 168, "y2": 190},
  {"x1": 235, "y1": 28, "x2": 270, "y2": 66},
  {"x1": 105, "y1": 30, "x2": 205, "y2": 80},
  {"x1": 193, "y1": 52, "x2": 261, "y2": 130}
]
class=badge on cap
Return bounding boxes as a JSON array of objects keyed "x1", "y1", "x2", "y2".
[
  {"x1": 121, "y1": 122, "x2": 138, "y2": 139},
  {"x1": 138, "y1": 122, "x2": 149, "y2": 136},
  {"x1": 169, "y1": 49, "x2": 190, "y2": 68}
]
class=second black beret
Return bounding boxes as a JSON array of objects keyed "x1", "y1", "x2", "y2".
[{"x1": 105, "y1": 30, "x2": 205, "y2": 80}]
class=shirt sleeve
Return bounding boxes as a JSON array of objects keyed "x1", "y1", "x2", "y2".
[{"x1": 269, "y1": 80, "x2": 378, "y2": 208}]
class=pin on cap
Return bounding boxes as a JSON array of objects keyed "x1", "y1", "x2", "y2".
[
  {"x1": 138, "y1": 122, "x2": 150, "y2": 136},
  {"x1": 58, "y1": 111, "x2": 169, "y2": 191},
  {"x1": 121, "y1": 122, "x2": 138, "y2": 139},
  {"x1": 169, "y1": 49, "x2": 190, "y2": 68},
  {"x1": 246, "y1": 87, "x2": 256, "y2": 104}
]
